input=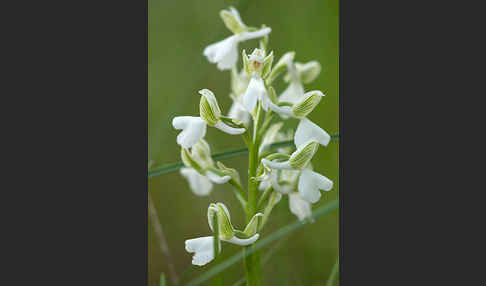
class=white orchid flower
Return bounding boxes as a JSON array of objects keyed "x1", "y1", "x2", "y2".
[
  {"x1": 180, "y1": 168, "x2": 213, "y2": 196},
  {"x1": 258, "y1": 167, "x2": 299, "y2": 195},
  {"x1": 185, "y1": 236, "x2": 220, "y2": 266},
  {"x1": 172, "y1": 116, "x2": 207, "y2": 149},
  {"x1": 180, "y1": 167, "x2": 230, "y2": 197},
  {"x1": 294, "y1": 117, "x2": 331, "y2": 148},
  {"x1": 172, "y1": 89, "x2": 245, "y2": 148},
  {"x1": 179, "y1": 166, "x2": 231, "y2": 197},
  {"x1": 260, "y1": 118, "x2": 332, "y2": 203},
  {"x1": 297, "y1": 168, "x2": 333, "y2": 203},
  {"x1": 262, "y1": 118, "x2": 330, "y2": 170},
  {"x1": 259, "y1": 164, "x2": 332, "y2": 204},
  {"x1": 269, "y1": 53, "x2": 323, "y2": 119},
  {"x1": 203, "y1": 7, "x2": 271, "y2": 70},
  {"x1": 241, "y1": 49, "x2": 274, "y2": 113},
  {"x1": 185, "y1": 203, "x2": 263, "y2": 266},
  {"x1": 179, "y1": 140, "x2": 231, "y2": 196},
  {"x1": 288, "y1": 192, "x2": 314, "y2": 222}
]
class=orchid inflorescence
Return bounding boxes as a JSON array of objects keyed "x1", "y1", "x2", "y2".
[{"x1": 172, "y1": 7, "x2": 333, "y2": 267}]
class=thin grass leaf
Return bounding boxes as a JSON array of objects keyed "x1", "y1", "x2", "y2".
[
  {"x1": 148, "y1": 135, "x2": 339, "y2": 178},
  {"x1": 186, "y1": 199, "x2": 339, "y2": 286},
  {"x1": 325, "y1": 257, "x2": 339, "y2": 286}
]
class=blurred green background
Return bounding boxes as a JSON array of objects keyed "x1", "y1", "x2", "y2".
[{"x1": 149, "y1": 0, "x2": 339, "y2": 285}]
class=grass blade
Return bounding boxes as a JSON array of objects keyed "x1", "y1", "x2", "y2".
[
  {"x1": 186, "y1": 199, "x2": 339, "y2": 286},
  {"x1": 148, "y1": 135, "x2": 339, "y2": 178},
  {"x1": 325, "y1": 257, "x2": 339, "y2": 286}
]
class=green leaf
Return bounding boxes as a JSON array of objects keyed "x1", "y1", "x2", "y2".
[
  {"x1": 186, "y1": 200, "x2": 339, "y2": 286},
  {"x1": 148, "y1": 136, "x2": 338, "y2": 179}
]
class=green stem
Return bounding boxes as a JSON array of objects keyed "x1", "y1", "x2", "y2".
[{"x1": 244, "y1": 104, "x2": 264, "y2": 286}]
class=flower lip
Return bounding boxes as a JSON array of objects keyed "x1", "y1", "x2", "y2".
[
  {"x1": 180, "y1": 167, "x2": 213, "y2": 196},
  {"x1": 298, "y1": 169, "x2": 333, "y2": 203},
  {"x1": 185, "y1": 236, "x2": 219, "y2": 266},
  {"x1": 172, "y1": 116, "x2": 207, "y2": 148},
  {"x1": 203, "y1": 35, "x2": 239, "y2": 70},
  {"x1": 242, "y1": 76, "x2": 266, "y2": 112},
  {"x1": 294, "y1": 117, "x2": 331, "y2": 148},
  {"x1": 289, "y1": 192, "x2": 313, "y2": 222}
]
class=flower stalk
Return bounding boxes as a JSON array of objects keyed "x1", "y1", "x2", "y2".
[{"x1": 244, "y1": 102, "x2": 264, "y2": 286}]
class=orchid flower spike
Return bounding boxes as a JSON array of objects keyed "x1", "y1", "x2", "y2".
[
  {"x1": 172, "y1": 89, "x2": 245, "y2": 148},
  {"x1": 203, "y1": 7, "x2": 272, "y2": 70},
  {"x1": 185, "y1": 203, "x2": 263, "y2": 266}
]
